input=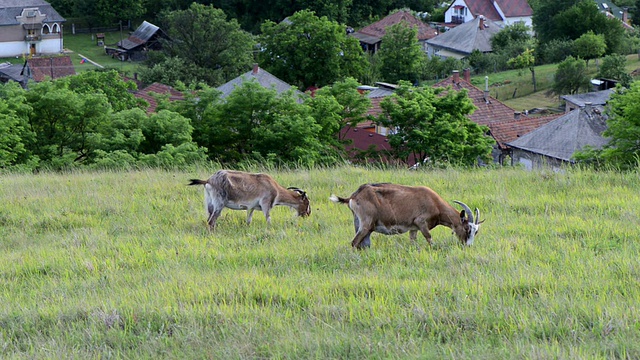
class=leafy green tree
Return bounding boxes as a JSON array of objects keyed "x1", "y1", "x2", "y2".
[
  {"x1": 154, "y1": 3, "x2": 256, "y2": 87},
  {"x1": 24, "y1": 81, "x2": 112, "y2": 167},
  {"x1": 573, "y1": 31, "x2": 606, "y2": 68},
  {"x1": 0, "y1": 83, "x2": 35, "y2": 168},
  {"x1": 376, "y1": 21, "x2": 426, "y2": 84},
  {"x1": 310, "y1": 77, "x2": 371, "y2": 141},
  {"x1": 201, "y1": 80, "x2": 333, "y2": 165},
  {"x1": 377, "y1": 81, "x2": 494, "y2": 166},
  {"x1": 258, "y1": 10, "x2": 367, "y2": 89},
  {"x1": 534, "y1": 0, "x2": 624, "y2": 55},
  {"x1": 138, "y1": 56, "x2": 201, "y2": 88},
  {"x1": 508, "y1": 48, "x2": 538, "y2": 92},
  {"x1": 576, "y1": 83, "x2": 640, "y2": 169},
  {"x1": 598, "y1": 54, "x2": 633, "y2": 88},
  {"x1": 74, "y1": 0, "x2": 144, "y2": 27},
  {"x1": 163, "y1": 86, "x2": 224, "y2": 150},
  {"x1": 552, "y1": 56, "x2": 590, "y2": 95},
  {"x1": 536, "y1": 39, "x2": 574, "y2": 64},
  {"x1": 63, "y1": 70, "x2": 143, "y2": 112},
  {"x1": 491, "y1": 22, "x2": 534, "y2": 58}
]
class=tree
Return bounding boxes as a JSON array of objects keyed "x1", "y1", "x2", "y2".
[
  {"x1": 573, "y1": 31, "x2": 606, "y2": 68},
  {"x1": 534, "y1": 0, "x2": 625, "y2": 55},
  {"x1": 508, "y1": 48, "x2": 537, "y2": 92},
  {"x1": 598, "y1": 54, "x2": 633, "y2": 88},
  {"x1": 491, "y1": 22, "x2": 534, "y2": 58},
  {"x1": 0, "y1": 82, "x2": 36, "y2": 168},
  {"x1": 552, "y1": 56, "x2": 590, "y2": 95},
  {"x1": 63, "y1": 70, "x2": 144, "y2": 112},
  {"x1": 199, "y1": 81, "x2": 335, "y2": 165},
  {"x1": 576, "y1": 84, "x2": 640, "y2": 169},
  {"x1": 258, "y1": 10, "x2": 367, "y2": 89},
  {"x1": 73, "y1": 0, "x2": 144, "y2": 27},
  {"x1": 154, "y1": 3, "x2": 256, "y2": 87},
  {"x1": 310, "y1": 77, "x2": 372, "y2": 141},
  {"x1": 377, "y1": 81, "x2": 494, "y2": 166},
  {"x1": 376, "y1": 20, "x2": 427, "y2": 84},
  {"x1": 24, "y1": 81, "x2": 112, "y2": 167}
]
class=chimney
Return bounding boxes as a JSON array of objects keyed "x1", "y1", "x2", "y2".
[
  {"x1": 478, "y1": 15, "x2": 485, "y2": 30},
  {"x1": 484, "y1": 76, "x2": 490, "y2": 103},
  {"x1": 452, "y1": 70, "x2": 460, "y2": 83},
  {"x1": 252, "y1": 63, "x2": 259, "y2": 75},
  {"x1": 514, "y1": 111, "x2": 521, "y2": 120},
  {"x1": 623, "y1": 8, "x2": 629, "y2": 23},
  {"x1": 463, "y1": 68, "x2": 470, "y2": 82}
]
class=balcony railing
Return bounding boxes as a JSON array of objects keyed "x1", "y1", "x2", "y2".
[
  {"x1": 451, "y1": 15, "x2": 465, "y2": 24},
  {"x1": 25, "y1": 35, "x2": 41, "y2": 41}
]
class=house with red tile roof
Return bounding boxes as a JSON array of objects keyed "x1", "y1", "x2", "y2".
[
  {"x1": 351, "y1": 9, "x2": 438, "y2": 53},
  {"x1": 133, "y1": 82, "x2": 184, "y2": 113},
  {"x1": 433, "y1": 69, "x2": 562, "y2": 163},
  {"x1": 445, "y1": 0, "x2": 533, "y2": 27},
  {"x1": 23, "y1": 55, "x2": 75, "y2": 82},
  {"x1": 349, "y1": 70, "x2": 558, "y2": 165}
]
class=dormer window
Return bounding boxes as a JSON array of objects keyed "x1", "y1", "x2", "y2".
[{"x1": 26, "y1": 10, "x2": 36, "y2": 18}]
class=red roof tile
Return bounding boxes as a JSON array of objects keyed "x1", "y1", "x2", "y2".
[
  {"x1": 494, "y1": 0, "x2": 533, "y2": 18},
  {"x1": 134, "y1": 82, "x2": 184, "y2": 113},
  {"x1": 433, "y1": 74, "x2": 515, "y2": 126},
  {"x1": 357, "y1": 10, "x2": 438, "y2": 41},
  {"x1": 27, "y1": 56, "x2": 76, "y2": 82},
  {"x1": 464, "y1": 0, "x2": 503, "y2": 21},
  {"x1": 488, "y1": 114, "x2": 561, "y2": 149}
]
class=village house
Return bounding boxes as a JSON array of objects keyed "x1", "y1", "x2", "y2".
[
  {"x1": 507, "y1": 103, "x2": 609, "y2": 170},
  {"x1": 345, "y1": 70, "x2": 559, "y2": 165},
  {"x1": 426, "y1": 15, "x2": 501, "y2": 59},
  {"x1": 217, "y1": 63, "x2": 304, "y2": 99},
  {"x1": 0, "y1": 0, "x2": 66, "y2": 57},
  {"x1": 351, "y1": 9, "x2": 438, "y2": 53},
  {"x1": 444, "y1": 0, "x2": 533, "y2": 27}
]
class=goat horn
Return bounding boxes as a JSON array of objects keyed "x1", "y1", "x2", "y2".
[
  {"x1": 288, "y1": 187, "x2": 306, "y2": 196},
  {"x1": 475, "y1": 208, "x2": 480, "y2": 225},
  {"x1": 453, "y1": 200, "x2": 474, "y2": 224}
]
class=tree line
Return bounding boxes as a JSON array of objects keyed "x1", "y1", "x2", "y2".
[{"x1": 0, "y1": 71, "x2": 494, "y2": 171}]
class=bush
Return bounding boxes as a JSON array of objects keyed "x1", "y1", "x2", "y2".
[{"x1": 536, "y1": 39, "x2": 574, "y2": 65}]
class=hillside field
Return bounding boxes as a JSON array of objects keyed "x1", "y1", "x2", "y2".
[{"x1": 0, "y1": 166, "x2": 639, "y2": 358}]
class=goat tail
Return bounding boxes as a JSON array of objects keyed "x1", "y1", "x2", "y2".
[
  {"x1": 188, "y1": 179, "x2": 208, "y2": 186},
  {"x1": 329, "y1": 194, "x2": 350, "y2": 204}
]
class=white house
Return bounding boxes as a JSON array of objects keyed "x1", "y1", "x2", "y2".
[
  {"x1": 444, "y1": 0, "x2": 533, "y2": 28},
  {"x1": 0, "y1": 0, "x2": 66, "y2": 57}
]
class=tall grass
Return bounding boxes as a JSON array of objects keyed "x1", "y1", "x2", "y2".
[{"x1": 0, "y1": 166, "x2": 639, "y2": 358}]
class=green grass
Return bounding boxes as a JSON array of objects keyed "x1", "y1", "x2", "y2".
[
  {"x1": 62, "y1": 32, "x2": 141, "y2": 76},
  {"x1": 1, "y1": 165, "x2": 639, "y2": 358}
]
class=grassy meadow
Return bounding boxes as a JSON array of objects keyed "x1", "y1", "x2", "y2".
[{"x1": 0, "y1": 166, "x2": 639, "y2": 359}]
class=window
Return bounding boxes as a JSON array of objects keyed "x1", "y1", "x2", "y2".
[
  {"x1": 26, "y1": 10, "x2": 36, "y2": 17},
  {"x1": 52, "y1": 24, "x2": 59, "y2": 33},
  {"x1": 42, "y1": 24, "x2": 50, "y2": 34}
]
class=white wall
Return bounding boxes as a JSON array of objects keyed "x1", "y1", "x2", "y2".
[
  {"x1": 444, "y1": 0, "x2": 474, "y2": 23},
  {"x1": 0, "y1": 39, "x2": 63, "y2": 57}
]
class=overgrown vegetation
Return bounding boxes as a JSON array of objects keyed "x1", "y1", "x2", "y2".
[{"x1": 0, "y1": 166, "x2": 639, "y2": 358}]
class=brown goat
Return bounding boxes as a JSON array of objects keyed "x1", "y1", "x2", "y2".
[
  {"x1": 330, "y1": 183, "x2": 481, "y2": 248},
  {"x1": 188, "y1": 170, "x2": 310, "y2": 230}
]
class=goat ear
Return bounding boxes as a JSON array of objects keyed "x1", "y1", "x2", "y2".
[{"x1": 459, "y1": 210, "x2": 466, "y2": 221}]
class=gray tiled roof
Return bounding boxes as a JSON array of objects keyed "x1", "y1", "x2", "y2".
[
  {"x1": 217, "y1": 66, "x2": 302, "y2": 99},
  {"x1": 507, "y1": 105, "x2": 609, "y2": 162},
  {"x1": 0, "y1": 0, "x2": 65, "y2": 25},
  {"x1": 0, "y1": 62, "x2": 26, "y2": 83},
  {"x1": 561, "y1": 89, "x2": 614, "y2": 107},
  {"x1": 427, "y1": 16, "x2": 502, "y2": 55}
]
